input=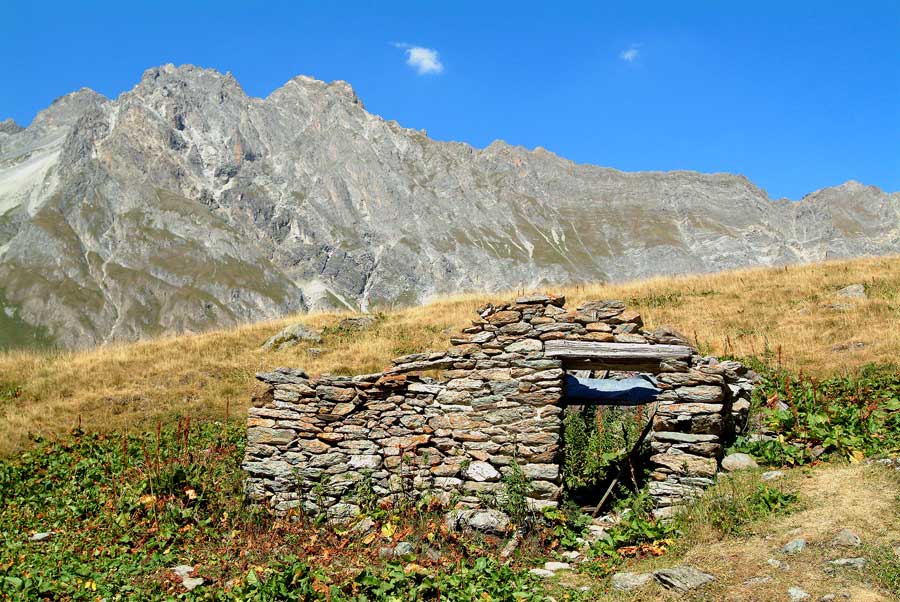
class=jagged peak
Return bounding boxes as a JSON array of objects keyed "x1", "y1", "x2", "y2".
[
  {"x1": 268, "y1": 74, "x2": 364, "y2": 107},
  {"x1": 30, "y1": 87, "x2": 107, "y2": 129},
  {"x1": 0, "y1": 118, "x2": 23, "y2": 135},
  {"x1": 133, "y1": 63, "x2": 247, "y2": 99},
  {"x1": 799, "y1": 179, "x2": 886, "y2": 202}
]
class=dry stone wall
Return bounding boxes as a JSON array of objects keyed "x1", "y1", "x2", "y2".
[{"x1": 243, "y1": 295, "x2": 755, "y2": 520}]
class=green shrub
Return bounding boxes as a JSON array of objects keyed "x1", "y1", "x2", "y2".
[
  {"x1": 735, "y1": 362, "x2": 900, "y2": 462},
  {"x1": 562, "y1": 405, "x2": 645, "y2": 490}
]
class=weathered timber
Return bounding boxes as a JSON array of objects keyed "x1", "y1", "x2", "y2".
[{"x1": 545, "y1": 341, "x2": 693, "y2": 367}]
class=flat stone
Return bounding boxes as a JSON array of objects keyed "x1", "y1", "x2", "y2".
[
  {"x1": 543, "y1": 561, "x2": 571, "y2": 572},
  {"x1": 827, "y1": 557, "x2": 865, "y2": 569},
  {"x1": 836, "y1": 284, "x2": 866, "y2": 298},
  {"x1": 487, "y1": 310, "x2": 521, "y2": 325},
  {"x1": 529, "y1": 568, "x2": 554, "y2": 578},
  {"x1": 337, "y1": 315, "x2": 376, "y2": 331},
  {"x1": 506, "y1": 339, "x2": 542, "y2": 353},
  {"x1": 327, "y1": 503, "x2": 361, "y2": 520},
  {"x1": 654, "y1": 566, "x2": 716, "y2": 591},
  {"x1": 28, "y1": 531, "x2": 53, "y2": 542},
  {"x1": 348, "y1": 455, "x2": 382, "y2": 469},
  {"x1": 830, "y1": 529, "x2": 861, "y2": 548},
  {"x1": 611, "y1": 572, "x2": 653, "y2": 591},
  {"x1": 762, "y1": 470, "x2": 785, "y2": 481},
  {"x1": 788, "y1": 586, "x2": 810, "y2": 601},
  {"x1": 465, "y1": 461, "x2": 501, "y2": 482},
  {"x1": 782, "y1": 538, "x2": 807, "y2": 554},
  {"x1": 515, "y1": 294, "x2": 551, "y2": 304},
  {"x1": 393, "y1": 541, "x2": 415, "y2": 557},
  {"x1": 721, "y1": 453, "x2": 758, "y2": 472},
  {"x1": 445, "y1": 509, "x2": 510, "y2": 534}
]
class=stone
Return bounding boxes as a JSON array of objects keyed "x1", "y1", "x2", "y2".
[
  {"x1": 788, "y1": 586, "x2": 810, "y2": 601},
  {"x1": 827, "y1": 557, "x2": 865, "y2": 569},
  {"x1": 529, "y1": 568, "x2": 554, "y2": 578},
  {"x1": 611, "y1": 572, "x2": 653, "y2": 591},
  {"x1": 261, "y1": 323, "x2": 323, "y2": 350},
  {"x1": 782, "y1": 538, "x2": 807, "y2": 554},
  {"x1": 743, "y1": 576, "x2": 772, "y2": 585},
  {"x1": 543, "y1": 561, "x2": 571, "y2": 572},
  {"x1": 650, "y1": 452, "x2": 718, "y2": 477},
  {"x1": 337, "y1": 315, "x2": 377, "y2": 331},
  {"x1": 721, "y1": 453, "x2": 758, "y2": 472},
  {"x1": 653, "y1": 566, "x2": 715, "y2": 591},
  {"x1": 465, "y1": 461, "x2": 501, "y2": 482},
  {"x1": 393, "y1": 541, "x2": 415, "y2": 557},
  {"x1": 830, "y1": 529, "x2": 860, "y2": 548},
  {"x1": 445, "y1": 509, "x2": 510, "y2": 534},
  {"x1": 515, "y1": 294, "x2": 551, "y2": 305},
  {"x1": 521, "y1": 463, "x2": 559, "y2": 481},
  {"x1": 348, "y1": 455, "x2": 382, "y2": 469},
  {"x1": 255, "y1": 368, "x2": 310, "y2": 385},
  {"x1": 486, "y1": 310, "x2": 521, "y2": 325},
  {"x1": 762, "y1": 470, "x2": 785, "y2": 481},
  {"x1": 506, "y1": 339, "x2": 542, "y2": 353},
  {"x1": 351, "y1": 517, "x2": 376, "y2": 534},
  {"x1": 835, "y1": 284, "x2": 866, "y2": 298},
  {"x1": 327, "y1": 503, "x2": 361, "y2": 520},
  {"x1": 172, "y1": 565, "x2": 204, "y2": 591},
  {"x1": 28, "y1": 531, "x2": 53, "y2": 542}
]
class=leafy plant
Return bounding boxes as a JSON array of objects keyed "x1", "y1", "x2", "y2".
[
  {"x1": 736, "y1": 362, "x2": 900, "y2": 462},
  {"x1": 562, "y1": 405, "x2": 645, "y2": 490}
]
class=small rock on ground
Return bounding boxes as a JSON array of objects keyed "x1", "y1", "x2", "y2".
[
  {"x1": 788, "y1": 586, "x2": 810, "y2": 601},
  {"x1": 28, "y1": 532, "x2": 53, "y2": 542},
  {"x1": 743, "y1": 576, "x2": 773, "y2": 585},
  {"x1": 654, "y1": 566, "x2": 716, "y2": 592},
  {"x1": 543, "y1": 561, "x2": 571, "y2": 572},
  {"x1": 782, "y1": 538, "x2": 808, "y2": 554},
  {"x1": 611, "y1": 572, "x2": 654, "y2": 591},
  {"x1": 836, "y1": 284, "x2": 866, "y2": 298},
  {"x1": 336, "y1": 315, "x2": 376, "y2": 331},
  {"x1": 722, "y1": 453, "x2": 758, "y2": 472},
  {"x1": 261, "y1": 323, "x2": 322, "y2": 350},
  {"x1": 172, "y1": 565, "x2": 204, "y2": 591},
  {"x1": 762, "y1": 470, "x2": 785, "y2": 481},
  {"x1": 827, "y1": 557, "x2": 866, "y2": 569},
  {"x1": 830, "y1": 528, "x2": 861, "y2": 548},
  {"x1": 529, "y1": 568, "x2": 554, "y2": 578}
]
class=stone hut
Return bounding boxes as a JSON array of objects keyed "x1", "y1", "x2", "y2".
[{"x1": 243, "y1": 295, "x2": 755, "y2": 521}]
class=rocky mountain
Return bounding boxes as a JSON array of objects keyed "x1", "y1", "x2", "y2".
[{"x1": 1, "y1": 64, "x2": 898, "y2": 349}]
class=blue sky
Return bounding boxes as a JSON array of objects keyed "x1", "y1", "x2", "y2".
[{"x1": 3, "y1": 1, "x2": 898, "y2": 199}]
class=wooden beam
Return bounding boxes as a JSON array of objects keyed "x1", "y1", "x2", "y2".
[{"x1": 544, "y1": 340, "x2": 693, "y2": 363}]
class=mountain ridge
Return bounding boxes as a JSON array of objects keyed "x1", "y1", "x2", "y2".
[{"x1": 1, "y1": 63, "x2": 898, "y2": 349}]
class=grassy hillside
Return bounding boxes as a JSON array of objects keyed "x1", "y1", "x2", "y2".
[{"x1": 1, "y1": 255, "x2": 899, "y2": 456}]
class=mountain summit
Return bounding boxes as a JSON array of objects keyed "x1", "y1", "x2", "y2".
[{"x1": 1, "y1": 64, "x2": 898, "y2": 348}]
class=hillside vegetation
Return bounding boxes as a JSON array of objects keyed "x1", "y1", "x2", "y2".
[{"x1": 1, "y1": 255, "x2": 899, "y2": 456}]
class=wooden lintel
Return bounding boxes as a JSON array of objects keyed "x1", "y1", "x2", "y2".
[{"x1": 544, "y1": 340, "x2": 693, "y2": 363}]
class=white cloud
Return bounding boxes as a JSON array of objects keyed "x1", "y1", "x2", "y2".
[
  {"x1": 393, "y1": 43, "x2": 444, "y2": 75},
  {"x1": 620, "y1": 46, "x2": 640, "y2": 63}
]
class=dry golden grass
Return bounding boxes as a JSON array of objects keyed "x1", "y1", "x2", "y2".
[{"x1": 1, "y1": 255, "x2": 899, "y2": 456}]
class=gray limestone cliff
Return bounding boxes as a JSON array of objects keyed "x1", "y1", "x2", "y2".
[{"x1": 1, "y1": 64, "x2": 898, "y2": 348}]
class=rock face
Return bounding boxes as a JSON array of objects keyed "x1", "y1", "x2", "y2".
[{"x1": 3, "y1": 64, "x2": 899, "y2": 348}]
